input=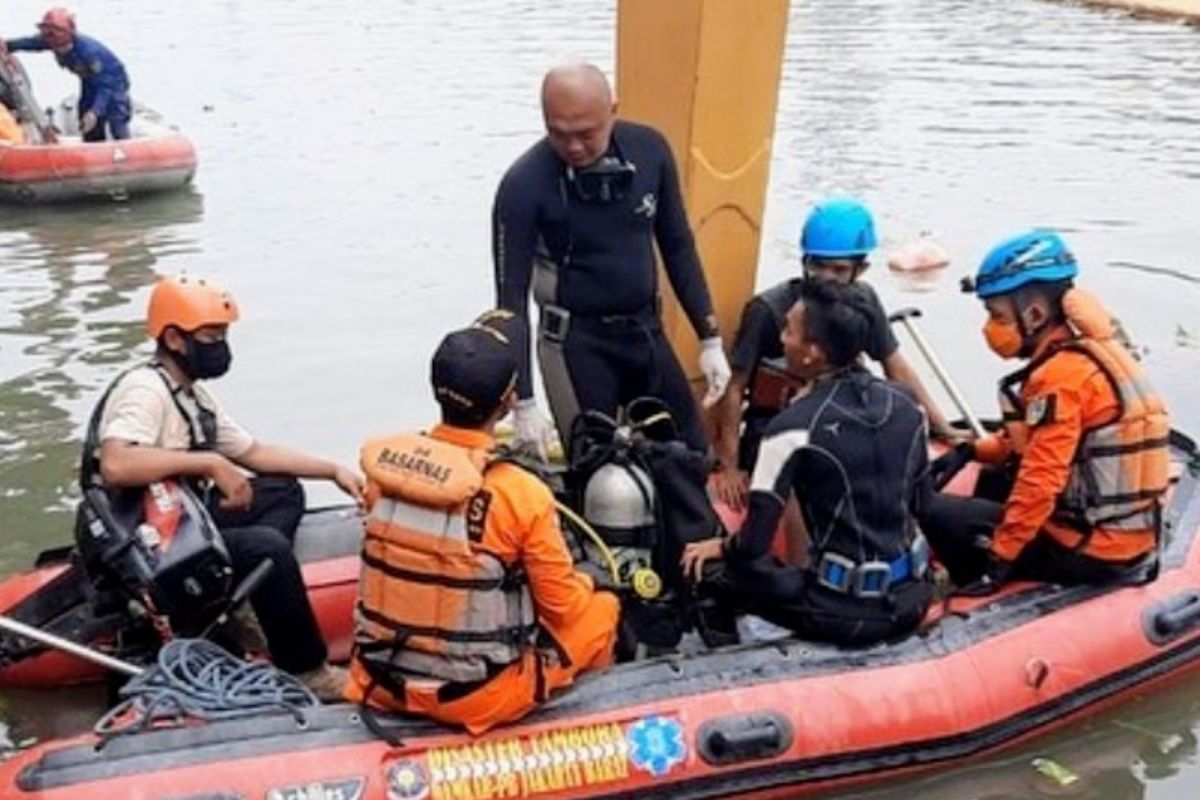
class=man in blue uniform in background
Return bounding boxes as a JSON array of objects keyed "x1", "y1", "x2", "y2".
[{"x1": 6, "y1": 7, "x2": 131, "y2": 141}]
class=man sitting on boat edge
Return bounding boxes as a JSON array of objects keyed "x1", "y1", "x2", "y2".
[
  {"x1": 346, "y1": 310, "x2": 619, "y2": 734},
  {"x1": 712, "y1": 197, "x2": 955, "y2": 515},
  {"x1": 681, "y1": 280, "x2": 935, "y2": 646},
  {"x1": 922, "y1": 230, "x2": 1169, "y2": 591},
  {"x1": 91, "y1": 275, "x2": 362, "y2": 700}
]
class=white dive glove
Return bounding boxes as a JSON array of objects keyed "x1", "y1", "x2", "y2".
[
  {"x1": 698, "y1": 336, "x2": 732, "y2": 409},
  {"x1": 512, "y1": 398, "x2": 555, "y2": 461}
]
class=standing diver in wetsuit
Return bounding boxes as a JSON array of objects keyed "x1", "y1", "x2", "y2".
[
  {"x1": 681, "y1": 280, "x2": 934, "y2": 646},
  {"x1": 492, "y1": 62, "x2": 731, "y2": 456}
]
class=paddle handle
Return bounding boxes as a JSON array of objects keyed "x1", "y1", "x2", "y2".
[
  {"x1": 889, "y1": 308, "x2": 986, "y2": 439},
  {"x1": 0, "y1": 614, "x2": 143, "y2": 677}
]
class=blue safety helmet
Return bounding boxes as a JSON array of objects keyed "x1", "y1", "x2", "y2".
[
  {"x1": 973, "y1": 230, "x2": 1078, "y2": 299},
  {"x1": 799, "y1": 198, "x2": 878, "y2": 259}
]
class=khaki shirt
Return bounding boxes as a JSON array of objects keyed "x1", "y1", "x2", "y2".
[{"x1": 99, "y1": 364, "x2": 254, "y2": 459}]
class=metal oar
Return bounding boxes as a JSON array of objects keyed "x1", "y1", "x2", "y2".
[
  {"x1": 0, "y1": 614, "x2": 143, "y2": 677},
  {"x1": 0, "y1": 555, "x2": 278, "y2": 681},
  {"x1": 888, "y1": 307, "x2": 986, "y2": 439}
]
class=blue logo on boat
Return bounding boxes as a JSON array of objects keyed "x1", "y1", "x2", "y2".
[{"x1": 626, "y1": 715, "x2": 687, "y2": 777}]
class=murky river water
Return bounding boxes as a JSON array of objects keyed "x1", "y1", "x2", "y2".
[{"x1": 2, "y1": 0, "x2": 1199, "y2": 795}]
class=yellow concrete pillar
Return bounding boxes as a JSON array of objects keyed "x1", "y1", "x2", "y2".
[{"x1": 616, "y1": 0, "x2": 790, "y2": 375}]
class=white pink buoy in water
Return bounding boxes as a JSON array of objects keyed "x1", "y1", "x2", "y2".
[{"x1": 887, "y1": 234, "x2": 950, "y2": 272}]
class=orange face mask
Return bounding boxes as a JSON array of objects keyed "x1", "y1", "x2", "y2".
[{"x1": 983, "y1": 318, "x2": 1023, "y2": 359}]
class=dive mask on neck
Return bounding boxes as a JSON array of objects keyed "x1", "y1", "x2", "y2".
[{"x1": 567, "y1": 156, "x2": 636, "y2": 204}]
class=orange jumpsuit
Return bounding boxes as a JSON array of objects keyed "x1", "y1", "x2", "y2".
[
  {"x1": 346, "y1": 424, "x2": 619, "y2": 734},
  {"x1": 975, "y1": 323, "x2": 1162, "y2": 565}
]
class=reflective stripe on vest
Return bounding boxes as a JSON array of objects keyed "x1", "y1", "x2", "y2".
[
  {"x1": 354, "y1": 433, "x2": 536, "y2": 686},
  {"x1": 1057, "y1": 338, "x2": 1170, "y2": 529},
  {"x1": 999, "y1": 336, "x2": 1169, "y2": 532}
]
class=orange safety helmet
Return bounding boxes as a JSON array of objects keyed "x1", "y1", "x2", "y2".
[
  {"x1": 146, "y1": 275, "x2": 240, "y2": 339},
  {"x1": 37, "y1": 7, "x2": 76, "y2": 49}
]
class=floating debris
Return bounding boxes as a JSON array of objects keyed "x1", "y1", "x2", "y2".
[
  {"x1": 888, "y1": 233, "x2": 951, "y2": 273},
  {"x1": 1031, "y1": 756, "x2": 1080, "y2": 786}
]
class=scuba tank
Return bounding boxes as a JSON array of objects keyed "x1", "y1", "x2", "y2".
[
  {"x1": 580, "y1": 440, "x2": 663, "y2": 600},
  {"x1": 567, "y1": 399, "x2": 728, "y2": 651},
  {"x1": 568, "y1": 397, "x2": 724, "y2": 598}
]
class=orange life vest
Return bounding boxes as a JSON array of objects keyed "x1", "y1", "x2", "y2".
[
  {"x1": 998, "y1": 290, "x2": 1169, "y2": 533},
  {"x1": 354, "y1": 433, "x2": 536, "y2": 687},
  {"x1": 0, "y1": 106, "x2": 24, "y2": 145},
  {"x1": 1054, "y1": 336, "x2": 1169, "y2": 529}
]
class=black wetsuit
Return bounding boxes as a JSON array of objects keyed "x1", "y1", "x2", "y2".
[
  {"x1": 493, "y1": 120, "x2": 716, "y2": 450},
  {"x1": 711, "y1": 366, "x2": 933, "y2": 646},
  {"x1": 730, "y1": 278, "x2": 898, "y2": 470}
]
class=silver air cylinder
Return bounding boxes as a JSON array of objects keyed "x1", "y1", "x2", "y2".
[{"x1": 582, "y1": 462, "x2": 657, "y2": 581}]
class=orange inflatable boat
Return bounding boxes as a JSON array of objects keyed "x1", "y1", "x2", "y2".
[
  {"x1": 0, "y1": 106, "x2": 196, "y2": 203},
  {"x1": 2, "y1": 433, "x2": 1199, "y2": 799}
]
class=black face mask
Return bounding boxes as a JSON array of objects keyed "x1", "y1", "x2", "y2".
[
  {"x1": 567, "y1": 156, "x2": 636, "y2": 204},
  {"x1": 174, "y1": 335, "x2": 232, "y2": 380}
]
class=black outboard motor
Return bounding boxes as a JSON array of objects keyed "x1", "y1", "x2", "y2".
[{"x1": 75, "y1": 480, "x2": 232, "y2": 635}]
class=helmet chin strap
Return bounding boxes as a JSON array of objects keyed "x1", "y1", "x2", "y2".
[
  {"x1": 159, "y1": 332, "x2": 198, "y2": 383},
  {"x1": 1012, "y1": 295, "x2": 1045, "y2": 358}
]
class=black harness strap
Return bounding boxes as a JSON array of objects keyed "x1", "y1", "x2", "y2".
[
  {"x1": 359, "y1": 549, "x2": 511, "y2": 591},
  {"x1": 357, "y1": 603, "x2": 537, "y2": 646},
  {"x1": 80, "y1": 364, "x2": 145, "y2": 489},
  {"x1": 353, "y1": 638, "x2": 409, "y2": 747},
  {"x1": 150, "y1": 362, "x2": 218, "y2": 453}
]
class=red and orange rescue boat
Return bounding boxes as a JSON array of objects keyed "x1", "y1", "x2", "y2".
[
  {"x1": 0, "y1": 109, "x2": 196, "y2": 203},
  {"x1": 2, "y1": 434, "x2": 1199, "y2": 799}
]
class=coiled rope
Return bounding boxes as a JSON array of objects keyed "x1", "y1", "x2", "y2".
[{"x1": 94, "y1": 638, "x2": 318, "y2": 741}]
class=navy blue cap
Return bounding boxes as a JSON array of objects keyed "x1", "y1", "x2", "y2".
[{"x1": 430, "y1": 310, "x2": 522, "y2": 424}]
